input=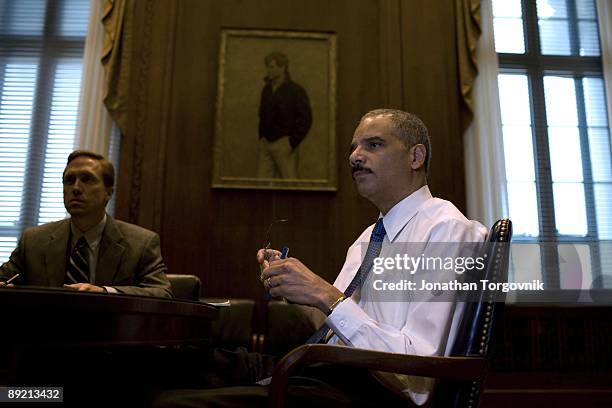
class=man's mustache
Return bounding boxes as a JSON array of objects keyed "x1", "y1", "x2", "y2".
[{"x1": 351, "y1": 163, "x2": 373, "y2": 177}]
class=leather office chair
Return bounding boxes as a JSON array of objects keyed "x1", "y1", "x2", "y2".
[
  {"x1": 268, "y1": 219, "x2": 512, "y2": 408},
  {"x1": 166, "y1": 274, "x2": 201, "y2": 301},
  {"x1": 205, "y1": 298, "x2": 256, "y2": 350}
]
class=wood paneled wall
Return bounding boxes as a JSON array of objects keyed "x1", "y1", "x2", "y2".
[{"x1": 114, "y1": 0, "x2": 467, "y2": 302}]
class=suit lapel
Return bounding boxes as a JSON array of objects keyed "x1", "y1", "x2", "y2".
[
  {"x1": 46, "y1": 220, "x2": 70, "y2": 286},
  {"x1": 96, "y1": 216, "x2": 125, "y2": 285}
]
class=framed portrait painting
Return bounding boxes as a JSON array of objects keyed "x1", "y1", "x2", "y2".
[{"x1": 212, "y1": 29, "x2": 337, "y2": 190}]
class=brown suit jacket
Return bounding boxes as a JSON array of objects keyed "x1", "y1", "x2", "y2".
[{"x1": 0, "y1": 216, "x2": 172, "y2": 298}]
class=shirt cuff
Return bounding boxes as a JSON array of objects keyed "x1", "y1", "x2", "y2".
[
  {"x1": 325, "y1": 297, "x2": 371, "y2": 342},
  {"x1": 104, "y1": 286, "x2": 118, "y2": 294}
]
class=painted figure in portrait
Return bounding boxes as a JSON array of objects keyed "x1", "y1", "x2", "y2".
[
  {"x1": 257, "y1": 52, "x2": 312, "y2": 179},
  {"x1": 212, "y1": 30, "x2": 336, "y2": 191}
]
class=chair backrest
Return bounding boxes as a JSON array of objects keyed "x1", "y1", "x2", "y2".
[
  {"x1": 166, "y1": 274, "x2": 201, "y2": 301},
  {"x1": 206, "y1": 298, "x2": 256, "y2": 350},
  {"x1": 435, "y1": 218, "x2": 512, "y2": 408}
]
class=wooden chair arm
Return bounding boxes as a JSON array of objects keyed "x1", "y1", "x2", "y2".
[{"x1": 268, "y1": 344, "x2": 487, "y2": 408}]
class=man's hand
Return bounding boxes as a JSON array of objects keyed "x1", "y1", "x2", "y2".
[
  {"x1": 0, "y1": 282, "x2": 15, "y2": 288},
  {"x1": 259, "y1": 255, "x2": 344, "y2": 313},
  {"x1": 63, "y1": 283, "x2": 105, "y2": 293},
  {"x1": 257, "y1": 248, "x2": 281, "y2": 279}
]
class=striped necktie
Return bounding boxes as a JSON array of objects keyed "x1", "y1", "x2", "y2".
[
  {"x1": 66, "y1": 236, "x2": 90, "y2": 284},
  {"x1": 306, "y1": 218, "x2": 386, "y2": 344}
]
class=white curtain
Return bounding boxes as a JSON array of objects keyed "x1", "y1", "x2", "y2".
[
  {"x1": 463, "y1": 0, "x2": 508, "y2": 228},
  {"x1": 76, "y1": 0, "x2": 113, "y2": 155}
]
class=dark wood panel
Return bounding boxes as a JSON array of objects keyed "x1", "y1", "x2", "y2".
[
  {"x1": 482, "y1": 306, "x2": 612, "y2": 407},
  {"x1": 400, "y1": 0, "x2": 466, "y2": 211},
  {"x1": 115, "y1": 0, "x2": 470, "y2": 303},
  {"x1": 492, "y1": 305, "x2": 612, "y2": 372}
]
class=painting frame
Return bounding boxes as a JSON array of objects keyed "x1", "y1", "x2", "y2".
[{"x1": 211, "y1": 29, "x2": 337, "y2": 191}]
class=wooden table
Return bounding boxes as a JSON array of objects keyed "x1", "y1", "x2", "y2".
[
  {"x1": 0, "y1": 286, "x2": 217, "y2": 348},
  {"x1": 0, "y1": 286, "x2": 218, "y2": 400}
]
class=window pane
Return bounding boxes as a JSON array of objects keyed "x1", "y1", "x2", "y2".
[
  {"x1": 493, "y1": 0, "x2": 525, "y2": 53},
  {"x1": 507, "y1": 182, "x2": 540, "y2": 237},
  {"x1": 498, "y1": 74, "x2": 532, "y2": 125},
  {"x1": 503, "y1": 125, "x2": 536, "y2": 181},
  {"x1": 583, "y1": 77, "x2": 611, "y2": 185},
  {"x1": 537, "y1": 0, "x2": 569, "y2": 18},
  {"x1": 594, "y1": 183, "x2": 612, "y2": 239},
  {"x1": 493, "y1": 0, "x2": 522, "y2": 17},
  {"x1": 37, "y1": 63, "x2": 81, "y2": 225},
  {"x1": 508, "y1": 243, "x2": 542, "y2": 286},
  {"x1": 539, "y1": 20, "x2": 572, "y2": 55},
  {"x1": 544, "y1": 76, "x2": 578, "y2": 126},
  {"x1": 548, "y1": 126, "x2": 583, "y2": 182},
  {"x1": 589, "y1": 128, "x2": 612, "y2": 182},
  {"x1": 500, "y1": 73, "x2": 539, "y2": 237},
  {"x1": 537, "y1": 0, "x2": 601, "y2": 56},
  {"x1": 537, "y1": 0, "x2": 571, "y2": 55},
  {"x1": 597, "y1": 242, "x2": 612, "y2": 288},
  {"x1": 576, "y1": 0, "x2": 597, "y2": 19},
  {"x1": 494, "y1": 19, "x2": 526, "y2": 53},
  {"x1": 0, "y1": 236, "x2": 17, "y2": 264},
  {"x1": 553, "y1": 182, "x2": 588, "y2": 235},
  {"x1": 60, "y1": 0, "x2": 90, "y2": 37},
  {"x1": 578, "y1": 21, "x2": 601, "y2": 56},
  {"x1": 0, "y1": 63, "x2": 37, "y2": 227},
  {"x1": 558, "y1": 244, "x2": 592, "y2": 289},
  {"x1": 583, "y1": 77, "x2": 608, "y2": 127},
  {"x1": 576, "y1": 0, "x2": 601, "y2": 56},
  {"x1": 0, "y1": 0, "x2": 46, "y2": 35}
]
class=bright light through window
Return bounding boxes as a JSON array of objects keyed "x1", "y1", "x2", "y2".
[
  {"x1": 498, "y1": 74, "x2": 539, "y2": 237},
  {"x1": 0, "y1": 63, "x2": 37, "y2": 227},
  {"x1": 492, "y1": 0, "x2": 526, "y2": 54},
  {"x1": 495, "y1": 0, "x2": 611, "y2": 288},
  {"x1": 0, "y1": 1, "x2": 90, "y2": 264}
]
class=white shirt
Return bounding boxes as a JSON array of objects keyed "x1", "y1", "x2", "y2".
[{"x1": 326, "y1": 185, "x2": 487, "y2": 405}]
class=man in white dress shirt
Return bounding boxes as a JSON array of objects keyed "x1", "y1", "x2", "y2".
[
  {"x1": 154, "y1": 109, "x2": 486, "y2": 407},
  {"x1": 260, "y1": 108, "x2": 487, "y2": 405}
]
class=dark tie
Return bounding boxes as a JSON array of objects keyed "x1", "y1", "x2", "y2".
[
  {"x1": 306, "y1": 218, "x2": 386, "y2": 344},
  {"x1": 66, "y1": 236, "x2": 90, "y2": 284}
]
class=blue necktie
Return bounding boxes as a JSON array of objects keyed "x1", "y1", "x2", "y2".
[{"x1": 306, "y1": 218, "x2": 386, "y2": 344}]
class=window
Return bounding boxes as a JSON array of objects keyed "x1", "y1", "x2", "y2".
[
  {"x1": 0, "y1": 0, "x2": 91, "y2": 263},
  {"x1": 493, "y1": 0, "x2": 612, "y2": 289}
]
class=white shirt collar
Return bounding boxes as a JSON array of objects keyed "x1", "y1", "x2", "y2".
[
  {"x1": 380, "y1": 185, "x2": 432, "y2": 242},
  {"x1": 70, "y1": 214, "x2": 107, "y2": 250}
]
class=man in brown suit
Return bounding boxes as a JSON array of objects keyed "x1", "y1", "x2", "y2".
[{"x1": 0, "y1": 150, "x2": 172, "y2": 298}]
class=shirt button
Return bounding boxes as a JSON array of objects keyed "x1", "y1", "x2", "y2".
[{"x1": 339, "y1": 320, "x2": 346, "y2": 327}]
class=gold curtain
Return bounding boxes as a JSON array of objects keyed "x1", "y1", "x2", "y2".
[
  {"x1": 455, "y1": 0, "x2": 482, "y2": 131},
  {"x1": 101, "y1": 0, "x2": 134, "y2": 136}
]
